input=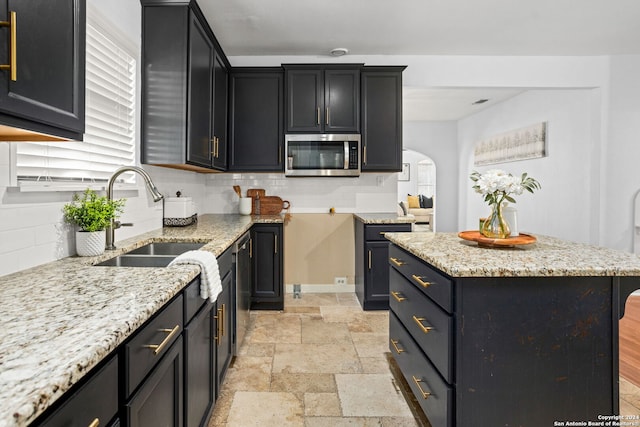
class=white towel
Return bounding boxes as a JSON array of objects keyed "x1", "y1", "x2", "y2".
[{"x1": 169, "y1": 250, "x2": 222, "y2": 302}]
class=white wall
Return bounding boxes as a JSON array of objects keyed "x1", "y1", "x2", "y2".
[
  {"x1": 457, "y1": 89, "x2": 599, "y2": 243},
  {"x1": 403, "y1": 121, "x2": 458, "y2": 232}
]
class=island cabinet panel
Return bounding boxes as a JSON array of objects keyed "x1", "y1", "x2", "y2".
[
  {"x1": 388, "y1": 243, "x2": 622, "y2": 427},
  {"x1": 228, "y1": 68, "x2": 284, "y2": 171},
  {"x1": 0, "y1": 0, "x2": 85, "y2": 140}
]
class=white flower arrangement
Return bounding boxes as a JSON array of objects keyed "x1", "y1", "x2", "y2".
[{"x1": 470, "y1": 169, "x2": 540, "y2": 206}]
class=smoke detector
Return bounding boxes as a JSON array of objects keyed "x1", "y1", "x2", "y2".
[{"x1": 330, "y1": 48, "x2": 349, "y2": 57}]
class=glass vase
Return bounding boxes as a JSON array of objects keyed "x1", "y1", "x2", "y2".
[{"x1": 481, "y1": 203, "x2": 511, "y2": 239}]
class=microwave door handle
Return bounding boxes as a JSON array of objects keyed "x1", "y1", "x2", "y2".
[{"x1": 344, "y1": 142, "x2": 349, "y2": 169}]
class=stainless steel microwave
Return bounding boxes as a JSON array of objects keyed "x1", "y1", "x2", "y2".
[{"x1": 284, "y1": 134, "x2": 361, "y2": 177}]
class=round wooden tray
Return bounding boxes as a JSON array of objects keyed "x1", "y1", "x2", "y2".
[{"x1": 458, "y1": 230, "x2": 537, "y2": 248}]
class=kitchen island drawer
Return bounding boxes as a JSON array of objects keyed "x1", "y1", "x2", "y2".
[
  {"x1": 389, "y1": 268, "x2": 453, "y2": 383},
  {"x1": 389, "y1": 244, "x2": 453, "y2": 313},
  {"x1": 390, "y1": 312, "x2": 452, "y2": 427},
  {"x1": 365, "y1": 223, "x2": 412, "y2": 241},
  {"x1": 125, "y1": 294, "x2": 183, "y2": 397}
]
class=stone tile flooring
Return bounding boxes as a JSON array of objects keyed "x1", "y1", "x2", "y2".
[
  {"x1": 207, "y1": 292, "x2": 418, "y2": 426},
  {"x1": 207, "y1": 292, "x2": 640, "y2": 425}
]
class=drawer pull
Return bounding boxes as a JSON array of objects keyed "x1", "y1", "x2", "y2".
[
  {"x1": 221, "y1": 303, "x2": 225, "y2": 337},
  {"x1": 88, "y1": 419, "x2": 100, "y2": 427},
  {"x1": 389, "y1": 257, "x2": 406, "y2": 267},
  {"x1": 143, "y1": 325, "x2": 180, "y2": 355},
  {"x1": 412, "y1": 274, "x2": 432, "y2": 288},
  {"x1": 412, "y1": 315, "x2": 433, "y2": 333},
  {"x1": 214, "y1": 308, "x2": 223, "y2": 345},
  {"x1": 412, "y1": 376, "x2": 432, "y2": 399},
  {"x1": 391, "y1": 291, "x2": 406, "y2": 302},
  {"x1": 390, "y1": 339, "x2": 405, "y2": 354}
]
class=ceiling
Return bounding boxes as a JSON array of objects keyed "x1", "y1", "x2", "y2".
[{"x1": 197, "y1": 0, "x2": 640, "y2": 120}]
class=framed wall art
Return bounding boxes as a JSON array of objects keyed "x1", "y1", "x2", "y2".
[{"x1": 474, "y1": 122, "x2": 547, "y2": 166}]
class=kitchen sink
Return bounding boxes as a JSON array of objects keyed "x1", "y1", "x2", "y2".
[
  {"x1": 95, "y1": 254, "x2": 176, "y2": 267},
  {"x1": 126, "y1": 242, "x2": 205, "y2": 255}
]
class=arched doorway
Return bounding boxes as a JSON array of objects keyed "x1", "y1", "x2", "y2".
[{"x1": 397, "y1": 149, "x2": 436, "y2": 231}]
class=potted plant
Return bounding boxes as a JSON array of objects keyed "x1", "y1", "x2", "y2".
[{"x1": 63, "y1": 189, "x2": 126, "y2": 256}]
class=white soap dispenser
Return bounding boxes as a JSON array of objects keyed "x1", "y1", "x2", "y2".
[{"x1": 502, "y1": 203, "x2": 519, "y2": 236}]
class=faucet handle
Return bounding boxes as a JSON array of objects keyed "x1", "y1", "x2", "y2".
[{"x1": 113, "y1": 221, "x2": 134, "y2": 229}]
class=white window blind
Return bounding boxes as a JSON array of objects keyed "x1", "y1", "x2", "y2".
[{"x1": 14, "y1": 15, "x2": 136, "y2": 185}]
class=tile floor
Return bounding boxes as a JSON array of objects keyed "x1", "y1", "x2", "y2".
[
  {"x1": 207, "y1": 291, "x2": 640, "y2": 426},
  {"x1": 207, "y1": 292, "x2": 419, "y2": 426}
]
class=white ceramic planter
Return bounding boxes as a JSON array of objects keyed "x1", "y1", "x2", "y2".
[
  {"x1": 76, "y1": 230, "x2": 106, "y2": 257},
  {"x1": 239, "y1": 197, "x2": 252, "y2": 215}
]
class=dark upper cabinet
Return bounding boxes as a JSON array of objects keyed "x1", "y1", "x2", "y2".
[
  {"x1": 141, "y1": 0, "x2": 230, "y2": 172},
  {"x1": 228, "y1": 68, "x2": 284, "y2": 171},
  {"x1": 361, "y1": 66, "x2": 406, "y2": 172},
  {"x1": 251, "y1": 224, "x2": 283, "y2": 310},
  {"x1": 284, "y1": 65, "x2": 360, "y2": 134},
  {"x1": 0, "y1": 0, "x2": 85, "y2": 140},
  {"x1": 212, "y1": 53, "x2": 228, "y2": 169}
]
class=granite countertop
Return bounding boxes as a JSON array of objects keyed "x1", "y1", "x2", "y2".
[
  {"x1": 353, "y1": 213, "x2": 415, "y2": 224},
  {"x1": 0, "y1": 214, "x2": 282, "y2": 427},
  {"x1": 385, "y1": 232, "x2": 640, "y2": 277}
]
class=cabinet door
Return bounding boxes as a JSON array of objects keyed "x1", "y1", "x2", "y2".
[
  {"x1": 127, "y1": 337, "x2": 183, "y2": 427},
  {"x1": 251, "y1": 224, "x2": 283, "y2": 309},
  {"x1": 215, "y1": 273, "x2": 233, "y2": 393},
  {"x1": 185, "y1": 12, "x2": 213, "y2": 168},
  {"x1": 184, "y1": 303, "x2": 213, "y2": 427},
  {"x1": 212, "y1": 52, "x2": 227, "y2": 170},
  {"x1": 366, "y1": 242, "x2": 392, "y2": 306},
  {"x1": 324, "y1": 69, "x2": 359, "y2": 133},
  {"x1": 286, "y1": 68, "x2": 322, "y2": 133},
  {"x1": 229, "y1": 69, "x2": 284, "y2": 171},
  {"x1": 361, "y1": 68, "x2": 404, "y2": 171},
  {"x1": 0, "y1": 0, "x2": 84, "y2": 137}
]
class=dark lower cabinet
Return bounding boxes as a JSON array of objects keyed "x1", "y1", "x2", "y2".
[
  {"x1": 360, "y1": 67, "x2": 405, "y2": 172},
  {"x1": 184, "y1": 301, "x2": 214, "y2": 427},
  {"x1": 36, "y1": 355, "x2": 118, "y2": 427},
  {"x1": 126, "y1": 337, "x2": 184, "y2": 427},
  {"x1": 228, "y1": 68, "x2": 284, "y2": 171},
  {"x1": 354, "y1": 220, "x2": 412, "y2": 310},
  {"x1": 0, "y1": 0, "x2": 85, "y2": 140},
  {"x1": 251, "y1": 224, "x2": 283, "y2": 310}
]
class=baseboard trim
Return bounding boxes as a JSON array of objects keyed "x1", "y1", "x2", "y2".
[{"x1": 285, "y1": 283, "x2": 356, "y2": 294}]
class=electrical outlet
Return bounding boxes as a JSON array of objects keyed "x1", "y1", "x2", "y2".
[{"x1": 335, "y1": 277, "x2": 347, "y2": 286}]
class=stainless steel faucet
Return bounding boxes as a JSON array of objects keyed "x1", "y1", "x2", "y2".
[{"x1": 106, "y1": 166, "x2": 164, "y2": 250}]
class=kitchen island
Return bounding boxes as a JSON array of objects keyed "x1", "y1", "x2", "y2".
[
  {"x1": 384, "y1": 232, "x2": 640, "y2": 427},
  {"x1": 0, "y1": 214, "x2": 282, "y2": 427}
]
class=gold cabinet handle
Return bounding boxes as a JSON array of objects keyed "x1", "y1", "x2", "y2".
[
  {"x1": 214, "y1": 308, "x2": 222, "y2": 345},
  {"x1": 412, "y1": 376, "x2": 432, "y2": 399},
  {"x1": 389, "y1": 257, "x2": 405, "y2": 267},
  {"x1": 390, "y1": 339, "x2": 405, "y2": 354},
  {"x1": 316, "y1": 107, "x2": 320, "y2": 126},
  {"x1": 88, "y1": 419, "x2": 100, "y2": 427},
  {"x1": 368, "y1": 250, "x2": 372, "y2": 270},
  {"x1": 274, "y1": 235, "x2": 278, "y2": 254},
  {"x1": 143, "y1": 325, "x2": 180, "y2": 355},
  {"x1": 221, "y1": 303, "x2": 225, "y2": 337},
  {"x1": 412, "y1": 274, "x2": 432, "y2": 288},
  {"x1": 363, "y1": 145, "x2": 367, "y2": 165},
  {"x1": 391, "y1": 291, "x2": 405, "y2": 302},
  {"x1": 0, "y1": 11, "x2": 17, "y2": 81},
  {"x1": 412, "y1": 315, "x2": 433, "y2": 334},
  {"x1": 249, "y1": 238, "x2": 253, "y2": 258},
  {"x1": 326, "y1": 107, "x2": 329, "y2": 125}
]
